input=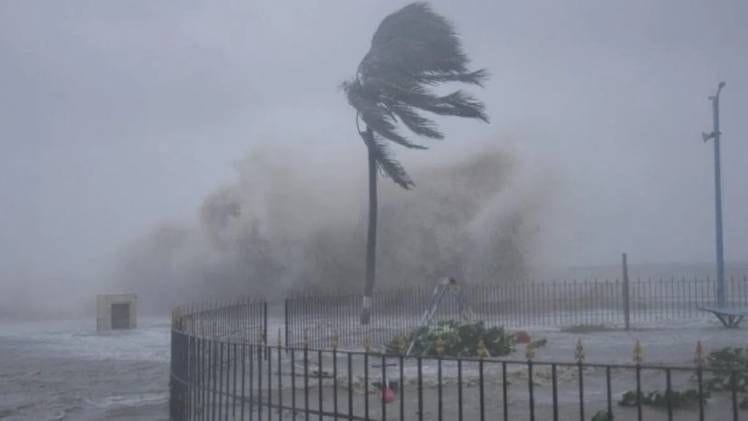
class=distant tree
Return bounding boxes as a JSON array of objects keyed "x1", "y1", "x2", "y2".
[{"x1": 343, "y1": 2, "x2": 489, "y2": 324}]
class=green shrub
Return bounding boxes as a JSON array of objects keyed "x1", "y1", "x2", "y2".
[
  {"x1": 386, "y1": 320, "x2": 515, "y2": 357},
  {"x1": 591, "y1": 410, "x2": 613, "y2": 421},
  {"x1": 703, "y1": 347, "x2": 748, "y2": 392},
  {"x1": 618, "y1": 389, "x2": 708, "y2": 409}
]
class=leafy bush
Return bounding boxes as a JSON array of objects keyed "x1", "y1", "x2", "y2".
[
  {"x1": 591, "y1": 410, "x2": 613, "y2": 421},
  {"x1": 386, "y1": 320, "x2": 515, "y2": 357},
  {"x1": 618, "y1": 389, "x2": 708, "y2": 409},
  {"x1": 703, "y1": 347, "x2": 748, "y2": 392}
]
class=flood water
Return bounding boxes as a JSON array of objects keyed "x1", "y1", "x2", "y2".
[{"x1": 0, "y1": 318, "x2": 170, "y2": 420}]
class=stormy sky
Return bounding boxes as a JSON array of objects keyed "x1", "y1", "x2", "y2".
[{"x1": 1, "y1": 1, "x2": 747, "y2": 310}]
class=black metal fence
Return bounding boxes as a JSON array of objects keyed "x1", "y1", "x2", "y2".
[
  {"x1": 285, "y1": 277, "x2": 748, "y2": 349},
  {"x1": 173, "y1": 299, "x2": 268, "y2": 342},
  {"x1": 171, "y1": 327, "x2": 748, "y2": 420},
  {"x1": 171, "y1": 299, "x2": 268, "y2": 420}
]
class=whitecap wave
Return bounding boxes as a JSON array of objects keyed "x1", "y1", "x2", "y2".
[{"x1": 86, "y1": 393, "x2": 168, "y2": 411}]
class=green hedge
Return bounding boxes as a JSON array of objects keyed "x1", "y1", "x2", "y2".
[{"x1": 387, "y1": 320, "x2": 515, "y2": 357}]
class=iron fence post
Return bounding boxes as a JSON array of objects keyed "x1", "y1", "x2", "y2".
[
  {"x1": 623, "y1": 253, "x2": 631, "y2": 330},
  {"x1": 263, "y1": 301, "x2": 268, "y2": 349},
  {"x1": 284, "y1": 298, "x2": 290, "y2": 350}
]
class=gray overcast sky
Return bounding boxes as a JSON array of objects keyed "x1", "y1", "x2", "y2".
[{"x1": 1, "y1": 1, "x2": 747, "y2": 288}]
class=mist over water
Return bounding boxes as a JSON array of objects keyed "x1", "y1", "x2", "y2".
[
  {"x1": 1, "y1": 1, "x2": 747, "y2": 321},
  {"x1": 2, "y1": 3, "x2": 748, "y2": 421},
  {"x1": 112, "y1": 141, "x2": 556, "y2": 314}
]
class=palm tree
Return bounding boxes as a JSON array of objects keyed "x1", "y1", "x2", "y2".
[{"x1": 344, "y1": 2, "x2": 488, "y2": 324}]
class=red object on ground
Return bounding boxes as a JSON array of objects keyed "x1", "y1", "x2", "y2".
[
  {"x1": 514, "y1": 330, "x2": 531, "y2": 344},
  {"x1": 382, "y1": 387, "x2": 396, "y2": 403}
]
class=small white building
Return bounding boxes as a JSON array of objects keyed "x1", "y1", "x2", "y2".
[{"x1": 97, "y1": 294, "x2": 137, "y2": 331}]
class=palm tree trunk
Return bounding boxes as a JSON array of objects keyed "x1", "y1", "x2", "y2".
[{"x1": 361, "y1": 128, "x2": 377, "y2": 325}]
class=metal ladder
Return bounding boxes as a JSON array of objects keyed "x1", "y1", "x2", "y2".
[{"x1": 406, "y1": 277, "x2": 474, "y2": 355}]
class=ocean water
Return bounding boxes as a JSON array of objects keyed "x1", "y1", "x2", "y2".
[
  {"x1": 0, "y1": 318, "x2": 171, "y2": 420},
  {"x1": 0, "y1": 311, "x2": 741, "y2": 420}
]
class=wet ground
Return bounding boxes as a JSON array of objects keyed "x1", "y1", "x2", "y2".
[
  {"x1": 0, "y1": 318, "x2": 170, "y2": 420},
  {"x1": 0, "y1": 314, "x2": 744, "y2": 420}
]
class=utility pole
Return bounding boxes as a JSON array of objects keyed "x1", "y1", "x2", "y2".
[{"x1": 702, "y1": 81, "x2": 726, "y2": 307}]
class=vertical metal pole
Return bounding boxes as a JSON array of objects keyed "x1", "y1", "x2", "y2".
[
  {"x1": 437, "y1": 358, "x2": 442, "y2": 421},
  {"x1": 226, "y1": 341, "x2": 232, "y2": 421},
  {"x1": 203, "y1": 338, "x2": 208, "y2": 421},
  {"x1": 731, "y1": 370, "x2": 738, "y2": 421},
  {"x1": 635, "y1": 366, "x2": 642, "y2": 421},
  {"x1": 291, "y1": 348, "x2": 296, "y2": 418},
  {"x1": 333, "y1": 349, "x2": 338, "y2": 418},
  {"x1": 169, "y1": 330, "x2": 175, "y2": 420},
  {"x1": 218, "y1": 341, "x2": 224, "y2": 421},
  {"x1": 233, "y1": 343, "x2": 238, "y2": 420},
  {"x1": 278, "y1": 346, "x2": 283, "y2": 421},
  {"x1": 666, "y1": 368, "x2": 673, "y2": 421},
  {"x1": 285, "y1": 299, "x2": 290, "y2": 350},
  {"x1": 241, "y1": 343, "x2": 246, "y2": 421},
  {"x1": 249, "y1": 346, "x2": 255, "y2": 421},
  {"x1": 318, "y1": 351, "x2": 323, "y2": 421},
  {"x1": 714, "y1": 88, "x2": 726, "y2": 307},
  {"x1": 502, "y1": 362, "x2": 508, "y2": 421},
  {"x1": 399, "y1": 354, "x2": 406, "y2": 420},
  {"x1": 364, "y1": 353, "x2": 370, "y2": 419},
  {"x1": 606, "y1": 366, "x2": 612, "y2": 420},
  {"x1": 577, "y1": 362, "x2": 584, "y2": 421},
  {"x1": 479, "y1": 360, "x2": 485, "y2": 421},
  {"x1": 552, "y1": 363, "x2": 559, "y2": 421},
  {"x1": 304, "y1": 347, "x2": 309, "y2": 421},
  {"x1": 347, "y1": 353, "x2": 353, "y2": 421},
  {"x1": 212, "y1": 341, "x2": 218, "y2": 421},
  {"x1": 697, "y1": 366, "x2": 704, "y2": 421},
  {"x1": 457, "y1": 359, "x2": 463, "y2": 421},
  {"x1": 623, "y1": 253, "x2": 631, "y2": 330},
  {"x1": 382, "y1": 354, "x2": 388, "y2": 421},
  {"x1": 258, "y1": 344, "x2": 263, "y2": 421},
  {"x1": 527, "y1": 361, "x2": 535, "y2": 421},
  {"x1": 705, "y1": 82, "x2": 727, "y2": 307},
  {"x1": 267, "y1": 344, "x2": 272, "y2": 421},
  {"x1": 417, "y1": 358, "x2": 423, "y2": 421},
  {"x1": 264, "y1": 302, "x2": 269, "y2": 356}
]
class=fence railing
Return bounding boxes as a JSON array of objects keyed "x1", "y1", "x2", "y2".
[
  {"x1": 172, "y1": 298, "x2": 268, "y2": 342},
  {"x1": 171, "y1": 327, "x2": 748, "y2": 421},
  {"x1": 285, "y1": 277, "x2": 748, "y2": 349},
  {"x1": 170, "y1": 298, "x2": 268, "y2": 420}
]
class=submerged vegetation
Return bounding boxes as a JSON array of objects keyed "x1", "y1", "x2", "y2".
[
  {"x1": 387, "y1": 320, "x2": 515, "y2": 357},
  {"x1": 618, "y1": 389, "x2": 708, "y2": 409},
  {"x1": 703, "y1": 347, "x2": 748, "y2": 393},
  {"x1": 617, "y1": 347, "x2": 748, "y2": 411}
]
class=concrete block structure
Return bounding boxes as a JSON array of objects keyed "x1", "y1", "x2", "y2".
[{"x1": 97, "y1": 294, "x2": 137, "y2": 331}]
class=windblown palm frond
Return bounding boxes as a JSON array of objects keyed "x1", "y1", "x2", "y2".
[
  {"x1": 344, "y1": 2, "x2": 488, "y2": 188},
  {"x1": 360, "y1": 128, "x2": 414, "y2": 189}
]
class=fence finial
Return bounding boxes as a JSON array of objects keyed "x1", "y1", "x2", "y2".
[
  {"x1": 633, "y1": 340, "x2": 643, "y2": 365},
  {"x1": 695, "y1": 340, "x2": 705, "y2": 368},
  {"x1": 363, "y1": 335, "x2": 372, "y2": 353},
  {"x1": 396, "y1": 334, "x2": 408, "y2": 355},
  {"x1": 172, "y1": 307, "x2": 183, "y2": 330},
  {"x1": 477, "y1": 337, "x2": 489, "y2": 359},
  {"x1": 303, "y1": 329, "x2": 309, "y2": 349},
  {"x1": 331, "y1": 334, "x2": 339, "y2": 351},
  {"x1": 526, "y1": 342, "x2": 536, "y2": 361},
  {"x1": 575, "y1": 338, "x2": 585, "y2": 363},
  {"x1": 435, "y1": 336, "x2": 446, "y2": 356}
]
